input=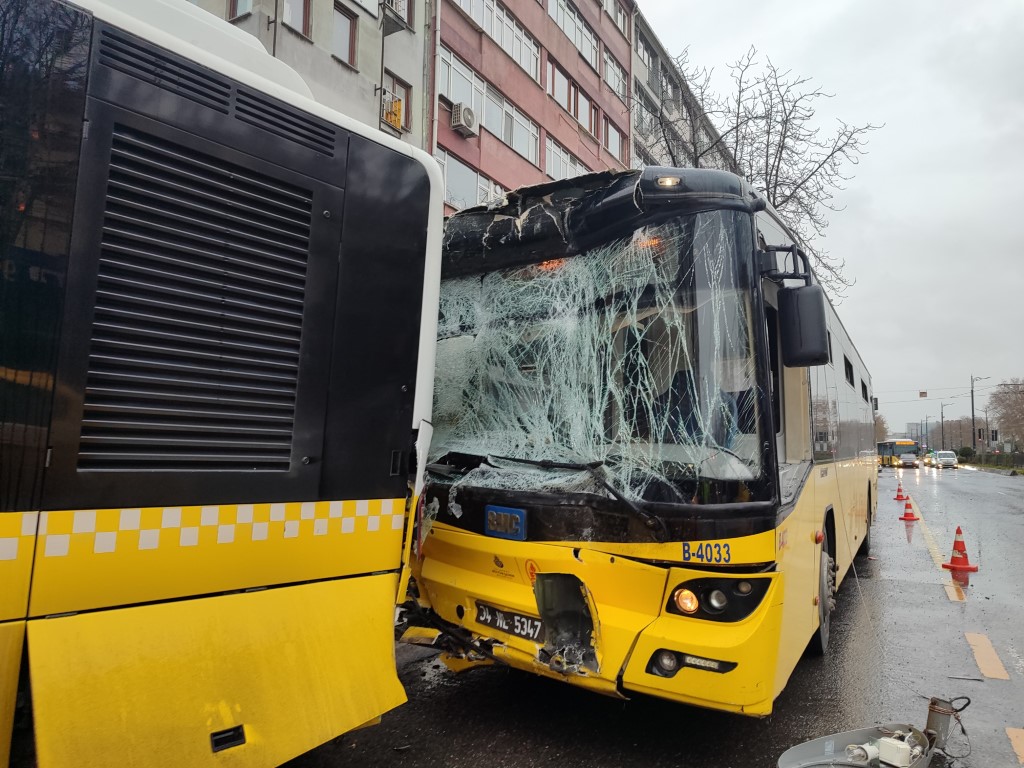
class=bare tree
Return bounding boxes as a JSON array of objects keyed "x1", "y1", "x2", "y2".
[
  {"x1": 873, "y1": 412, "x2": 888, "y2": 443},
  {"x1": 630, "y1": 48, "x2": 740, "y2": 173},
  {"x1": 989, "y1": 379, "x2": 1024, "y2": 450},
  {"x1": 726, "y1": 49, "x2": 881, "y2": 298},
  {"x1": 632, "y1": 46, "x2": 881, "y2": 299}
]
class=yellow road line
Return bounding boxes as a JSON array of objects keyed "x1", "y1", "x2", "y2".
[
  {"x1": 1007, "y1": 728, "x2": 1024, "y2": 765},
  {"x1": 965, "y1": 632, "x2": 1009, "y2": 680},
  {"x1": 912, "y1": 505, "x2": 966, "y2": 601}
]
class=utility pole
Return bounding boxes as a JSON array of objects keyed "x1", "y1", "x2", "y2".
[
  {"x1": 940, "y1": 402, "x2": 952, "y2": 450},
  {"x1": 924, "y1": 415, "x2": 931, "y2": 450},
  {"x1": 971, "y1": 374, "x2": 990, "y2": 451}
]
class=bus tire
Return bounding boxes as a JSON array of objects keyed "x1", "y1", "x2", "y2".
[{"x1": 809, "y1": 527, "x2": 837, "y2": 656}]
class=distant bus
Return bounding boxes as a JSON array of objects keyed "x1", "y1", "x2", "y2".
[
  {"x1": 1, "y1": 1, "x2": 442, "y2": 765},
  {"x1": 877, "y1": 439, "x2": 920, "y2": 467},
  {"x1": 404, "y1": 167, "x2": 876, "y2": 717}
]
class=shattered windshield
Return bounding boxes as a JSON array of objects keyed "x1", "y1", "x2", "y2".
[{"x1": 432, "y1": 209, "x2": 765, "y2": 503}]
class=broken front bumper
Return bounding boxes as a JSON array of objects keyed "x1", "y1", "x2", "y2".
[{"x1": 409, "y1": 525, "x2": 784, "y2": 715}]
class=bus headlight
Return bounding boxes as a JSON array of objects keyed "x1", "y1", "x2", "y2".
[
  {"x1": 672, "y1": 588, "x2": 699, "y2": 614},
  {"x1": 666, "y1": 577, "x2": 771, "y2": 622},
  {"x1": 706, "y1": 589, "x2": 729, "y2": 611}
]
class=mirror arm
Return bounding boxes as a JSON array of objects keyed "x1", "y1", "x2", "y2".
[{"x1": 758, "y1": 244, "x2": 813, "y2": 286}]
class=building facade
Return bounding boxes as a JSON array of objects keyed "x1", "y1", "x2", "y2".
[
  {"x1": 431, "y1": 0, "x2": 635, "y2": 213},
  {"x1": 631, "y1": 11, "x2": 735, "y2": 173},
  {"x1": 186, "y1": 0, "x2": 736, "y2": 211},
  {"x1": 188, "y1": 0, "x2": 430, "y2": 148}
]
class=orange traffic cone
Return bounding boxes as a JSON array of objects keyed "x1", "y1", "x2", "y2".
[
  {"x1": 894, "y1": 482, "x2": 908, "y2": 501},
  {"x1": 942, "y1": 526, "x2": 979, "y2": 572},
  {"x1": 899, "y1": 498, "x2": 919, "y2": 521}
]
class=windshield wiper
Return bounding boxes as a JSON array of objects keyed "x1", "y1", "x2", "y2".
[{"x1": 491, "y1": 454, "x2": 669, "y2": 543}]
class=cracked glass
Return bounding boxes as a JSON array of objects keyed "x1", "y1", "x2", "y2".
[{"x1": 430, "y1": 207, "x2": 767, "y2": 516}]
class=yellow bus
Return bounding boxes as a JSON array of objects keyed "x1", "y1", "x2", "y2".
[
  {"x1": 877, "y1": 439, "x2": 921, "y2": 468},
  {"x1": 403, "y1": 168, "x2": 876, "y2": 716},
  {"x1": 1, "y1": 0, "x2": 442, "y2": 765}
]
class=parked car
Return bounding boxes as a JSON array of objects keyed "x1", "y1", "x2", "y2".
[
  {"x1": 935, "y1": 450, "x2": 959, "y2": 469},
  {"x1": 899, "y1": 452, "x2": 920, "y2": 468}
]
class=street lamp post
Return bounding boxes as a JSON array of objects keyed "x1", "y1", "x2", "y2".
[
  {"x1": 971, "y1": 374, "x2": 990, "y2": 451},
  {"x1": 940, "y1": 402, "x2": 952, "y2": 450},
  {"x1": 924, "y1": 415, "x2": 932, "y2": 451}
]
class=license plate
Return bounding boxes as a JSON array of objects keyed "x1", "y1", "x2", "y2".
[
  {"x1": 484, "y1": 504, "x2": 526, "y2": 541},
  {"x1": 475, "y1": 601, "x2": 545, "y2": 642}
]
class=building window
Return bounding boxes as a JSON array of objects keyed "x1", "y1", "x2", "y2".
[
  {"x1": 332, "y1": 4, "x2": 357, "y2": 66},
  {"x1": 547, "y1": 60, "x2": 598, "y2": 135},
  {"x1": 439, "y1": 47, "x2": 538, "y2": 163},
  {"x1": 603, "y1": 50, "x2": 627, "y2": 102},
  {"x1": 283, "y1": 0, "x2": 310, "y2": 36},
  {"x1": 483, "y1": 86, "x2": 539, "y2": 164},
  {"x1": 382, "y1": 71, "x2": 411, "y2": 131},
  {"x1": 229, "y1": 0, "x2": 253, "y2": 17},
  {"x1": 600, "y1": 0, "x2": 628, "y2": 36},
  {"x1": 861, "y1": 380, "x2": 869, "y2": 403},
  {"x1": 439, "y1": 46, "x2": 486, "y2": 116},
  {"x1": 843, "y1": 356, "x2": 854, "y2": 386},
  {"x1": 613, "y1": 2, "x2": 628, "y2": 36},
  {"x1": 632, "y1": 141, "x2": 656, "y2": 170},
  {"x1": 547, "y1": 0, "x2": 598, "y2": 70},
  {"x1": 452, "y1": 0, "x2": 540, "y2": 81},
  {"x1": 545, "y1": 136, "x2": 590, "y2": 181},
  {"x1": 384, "y1": 0, "x2": 413, "y2": 25},
  {"x1": 637, "y1": 32, "x2": 655, "y2": 69},
  {"x1": 660, "y1": 66, "x2": 681, "y2": 110},
  {"x1": 435, "y1": 149, "x2": 505, "y2": 210},
  {"x1": 603, "y1": 117, "x2": 623, "y2": 162}
]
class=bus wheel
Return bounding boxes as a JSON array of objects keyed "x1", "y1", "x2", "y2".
[{"x1": 809, "y1": 528, "x2": 837, "y2": 655}]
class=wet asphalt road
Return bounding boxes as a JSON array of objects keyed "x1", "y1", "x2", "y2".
[{"x1": 288, "y1": 466, "x2": 1024, "y2": 768}]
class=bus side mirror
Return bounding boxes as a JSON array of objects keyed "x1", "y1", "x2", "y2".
[{"x1": 779, "y1": 285, "x2": 829, "y2": 367}]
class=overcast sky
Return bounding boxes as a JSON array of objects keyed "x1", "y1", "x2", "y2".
[{"x1": 638, "y1": 0, "x2": 1024, "y2": 438}]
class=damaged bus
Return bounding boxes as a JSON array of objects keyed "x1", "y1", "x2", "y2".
[
  {"x1": 1, "y1": 0, "x2": 441, "y2": 765},
  {"x1": 404, "y1": 168, "x2": 876, "y2": 716}
]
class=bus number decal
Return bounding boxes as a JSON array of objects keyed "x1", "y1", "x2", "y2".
[{"x1": 682, "y1": 542, "x2": 731, "y2": 563}]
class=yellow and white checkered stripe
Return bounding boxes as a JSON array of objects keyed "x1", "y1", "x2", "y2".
[
  {"x1": 0, "y1": 511, "x2": 38, "y2": 562},
  {"x1": 3, "y1": 498, "x2": 408, "y2": 618},
  {"x1": 30, "y1": 498, "x2": 405, "y2": 558}
]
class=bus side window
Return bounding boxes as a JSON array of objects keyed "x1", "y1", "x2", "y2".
[{"x1": 765, "y1": 305, "x2": 781, "y2": 434}]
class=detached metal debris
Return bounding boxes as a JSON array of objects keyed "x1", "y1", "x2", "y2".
[{"x1": 777, "y1": 696, "x2": 970, "y2": 767}]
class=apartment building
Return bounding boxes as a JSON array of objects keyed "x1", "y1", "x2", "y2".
[
  {"x1": 185, "y1": 0, "x2": 734, "y2": 211},
  {"x1": 631, "y1": 11, "x2": 734, "y2": 173},
  {"x1": 188, "y1": 0, "x2": 430, "y2": 147},
  {"x1": 432, "y1": 0, "x2": 635, "y2": 212}
]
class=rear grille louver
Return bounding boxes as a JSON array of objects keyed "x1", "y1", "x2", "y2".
[
  {"x1": 98, "y1": 28, "x2": 338, "y2": 157},
  {"x1": 99, "y1": 29, "x2": 231, "y2": 113},
  {"x1": 78, "y1": 124, "x2": 313, "y2": 471},
  {"x1": 236, "y1": 88, "x2": 336, "y2": 156}
]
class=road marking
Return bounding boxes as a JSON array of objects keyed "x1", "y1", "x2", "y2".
[
  {"x1": 914, "y1": 511, "x2": 967, "y2": 601},
  {"x1": 965, "y1": 633, "x2": 1010, "y2": 680},
  {"x1": 943, "y1": 583, "x2": 965, "y2": 601},
  {"x1": 1007, "y1": 728, "x2": 1024, "y2": 764}
]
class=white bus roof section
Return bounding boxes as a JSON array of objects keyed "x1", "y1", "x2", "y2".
[{"x1": 73, "y1": 0, "x2": 314, "y2": 99}]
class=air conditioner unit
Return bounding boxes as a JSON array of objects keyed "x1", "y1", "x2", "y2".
[{"x1": 451, "y1": 103, "x2": 478, "y2": 137}]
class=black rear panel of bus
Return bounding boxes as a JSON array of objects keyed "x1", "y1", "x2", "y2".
[{"x1": 1, "y1": 0, "x2": 430, "y2": 511}]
